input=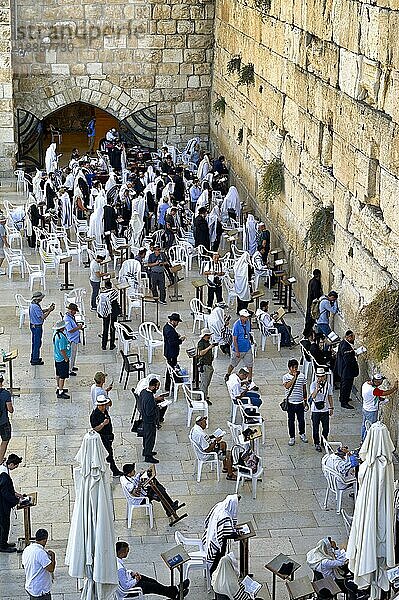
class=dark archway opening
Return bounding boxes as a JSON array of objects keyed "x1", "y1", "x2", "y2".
[
  {"x1": 16, "y1": 101, "x2": 157, "y2": 171},
  {"x1": 42, "y1": 103, "x2": 119, "y2": 166}
]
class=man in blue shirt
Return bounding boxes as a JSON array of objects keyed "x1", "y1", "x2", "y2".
[
  {"x1": 52, "y1": 321, "x2": 71, "y2": 399},
  {"x1": 224, "y1": 309, "x2": 256, "y2": 385},
  {"x1": 64, "y1": 303, "x2": 83, "y2": 376},
  {"x1": 87, "y1": 117, "x2": 96, "y2": 154},
  {"x1": 316, "y1": 291, "x2": 338, "y2": 336},
  {"x1": 189, "y1": 179, "x2": 201, "y2": 213},
  {"x1": 29, "y1": 292, "x2": 55, "y2": 366}
]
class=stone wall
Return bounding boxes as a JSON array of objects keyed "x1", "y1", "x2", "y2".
[
  {"x1": 210, "y1": 0, "x2": 399, "y2": 439},
  {"x1": 11, "y1": 0, "x2": 214, "y2": 147},
  {"x1": 0, "y1": 0, "x2": 14, "y2": 173}
]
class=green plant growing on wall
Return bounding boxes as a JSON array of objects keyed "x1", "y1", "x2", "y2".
[
  {"x1": 227, "y1": 55, "x2": 242, "y2": 75},
  {"x1": 303, "y1": 203, "x2": 334, "y2": 258},
  {"x1": 259, "y1": 158, "x2": 284, "y2": 208},
  {"x1": 361, "y1": 287, "x2": 399, "y2": 362},
  {"x1": 254, "y1": 0, "x2": 272, "y2": 17},
  {"x1": 213, "y1": 97, "x2": 226, "y2": 117},
  {"x1": 237, "y1": 127, "x2": 244, "y2": 145},
  {"x1": 238, "y1": 63, "x2": 255, "y2": 86}
]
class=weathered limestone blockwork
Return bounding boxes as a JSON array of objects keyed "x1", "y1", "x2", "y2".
[
  {"x1": 210, "y1": 0, "x2": 399, "y2": 437},
  {"x1": 0, "y1": 0, "x2": 14, "y2": 172},
  {"x1": 9, "y1": 0, "x2": 214, "y2": 153}
]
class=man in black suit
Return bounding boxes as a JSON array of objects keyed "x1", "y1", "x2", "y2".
[
  {"x1": 335, "y1": 330, "x2": 359, "y2": 409},
  {"x1": 163, "y1": 313, "x2": 186, "y2": 393},
  {"x1": 0, "y1": 454, "x2": 24, "y2": 552},
  {"x1": 306, "y1": 269, "x2": 323, "y2": 324},
  {"x1": 139, "y1": 378, "x2": 166, "y2": 464}
]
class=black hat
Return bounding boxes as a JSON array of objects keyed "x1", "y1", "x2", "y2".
[
  {"x1": 6, "y1": 454, "x2": 22, "y2": 466},
  {"x1": 168, "y1": 313, "x2": 182, "y2": 322}
]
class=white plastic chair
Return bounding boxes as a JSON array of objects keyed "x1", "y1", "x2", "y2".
[
  {"x1": 174, "y1": 531, "x2": 211, "y2": 591},
  {"x1": 183, "y1": 384, "x2": 208, "y2": 427},
  {"x1": 138, "y1": 321, "x2": 163, "y2": 364},
  {"x1": 236, "y1": 398, "x2": 266, "y2": 445},
  {"x1": 222, "y1": 274, "x2": 238, "y2": 306},
  {"x1": 169, "y1": 244, "x2": 189, "y2": 278},
  {"x1": 321, "y1": 454, "x2": 357, "y2": 513},
  {"x1": 14, "y1": 169, "x2": 26, "y2": 194},
  {"x1": 321, "y1": 435, "x2": 343, "y2": 455},
  {"x1": 120, "y1": 477, "x2": 154, "y2": 529},
  {"x1": 189, "y1": 430, "x2": 220, "y2": 482},
  {"x1": 64, "y1": 238, "x2": 83, "y2": 267},
  {"x1": 114, "y1": 322, "x2": 139, "y2": 356},
  {"x1": 4, "y1": 248, "x2": 24, "y2": 278},
  {"x1": 39, "y1": 248, "x2": 60, "y2": 276},
  {"x1": 15, "y1": 293, "x2": 30, "y2": 328},
  {"x1": 24, "y1": 259, "x2": 46, "y2": 291},
  {"x1": 227, "y1": 421, "x2": 244, "y2": 447},
  {"x1": 232, "y1": 444, "x2": 264, "y2": 500},
  {"x1": 165, "y1": 363, "x2": 187, "y2": 403},
  {"x1": 341, "y1": 508, "x2": 353, "y2": 535},
  {"x1": 257, "y1": 317, "x2": 281, "y2": 352},
  {"x1": 189, "y1": 298, "x2": 209, "y2": 334},
  {"x1": 5, "y1": 224, "x2": 23, "y2": 250}
]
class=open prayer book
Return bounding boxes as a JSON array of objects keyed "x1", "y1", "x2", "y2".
[
  {"x1": 355, "y1": 346, "x2": 367, "y2": 356},
  {"x1": 212, "y1": 428, "x2": 226, "y2": 438},
  {"x1": 238, "y1": 524, "x2": 251, "y2": 535},
  {"x1": 241, "y1": 576, "x2": 262, "y2": 595},
  {"x1": 158, "y1": 398, "x2": 172, "y2": 408}
]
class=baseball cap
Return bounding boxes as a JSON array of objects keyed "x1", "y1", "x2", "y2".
[
  {"x1": 239, "y1": 309, "x2": 251, "y2": 317},
  {"x1": 373, "y1": 373, "x2": 384, "y2": 381},
  {"x1": 328, "y1": 290, "x2": 338, "y2": 298}
]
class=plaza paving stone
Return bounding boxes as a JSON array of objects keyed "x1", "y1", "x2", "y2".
[{"x1": 0, "y1": 187, "x2": 378, "y2": 599}]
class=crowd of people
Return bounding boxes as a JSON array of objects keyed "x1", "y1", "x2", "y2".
[{"x1": 0, "y1": 129, "x2": 395, "y2": 600}]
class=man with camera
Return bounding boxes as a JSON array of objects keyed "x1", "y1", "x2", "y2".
[
  {"x1": 196, "y1": 328, "x2": 217, "y2": 405},
  {"x1": 148, "y1": 245, "x2": 167, "y2": 304},
  {"x1": 309, "y1": 368, "x2": 334, "y2": 452}
]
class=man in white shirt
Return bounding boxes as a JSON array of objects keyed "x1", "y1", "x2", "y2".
[
  {"x1": 309, "y1": 369, "x2": 334, "y2": 452},
  {"x1": 282, "y1": 359, "x2": 308, "y2": 446},
  {"x1": 190, "y1": 415, "x2": 236, "y2": 480},
  {"x1": 226, "y1": 368, "x2": 262, "y2": 408},
  {"x1": 116, "y1": 541, "x2": 189, "y2": 599},
  {"x1": 89, "y1": 254, "x2": 107, "y2": 311},
  {"x1": 361, "y1": 373, "x2": 398, "y2": 440},
  {"x1": 22, "y1": 528, "x2": 56, "y2": 600}
]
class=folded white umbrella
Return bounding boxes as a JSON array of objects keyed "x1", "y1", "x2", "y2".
[
  {"x1": 65, "y1": 430, "x2": 118, "y2": 600},
  {"x1": 347, "y1": 422, "x2": 395, "y2": 599}
]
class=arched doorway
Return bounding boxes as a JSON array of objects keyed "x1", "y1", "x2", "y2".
[
  {"x1": 42, "y1": 103, "x2": 119, "y2": 166},
  {"x1": 16, "y1": 101, "x2": 158, "y2": 171}
]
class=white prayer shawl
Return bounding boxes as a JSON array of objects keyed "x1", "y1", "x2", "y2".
[
  {"x1": 208, "y1": 206, "x2": 220, "y2": 245},
  {"x1": 73, "y1": 170, "x2": 85, "y2": 197},
  {"x1": 60, "y1": 191, "x2": 72, "y2": 229},
  {"x1": 32, "y1": 169, "x2": 43, "y2": 202},
  {"x1": 222, "y1": 186, "x2": 241, "y2": 218},
  {"x1": 105, "y1": 172, "x2": 116, "y2": 192},
  {"x1": 45, "y1": 143, "x2": 58, "y2": 174},
  {"x1": 144, "y1": 166, "x2": 155, "y2": 187},
  {"x1": 69, "y1": 158, "x2": 79, "y2": 171},
  {"x1": 121, "y1": 146, "x2": 127, "y2": 172},
  {"x1": 195, "y1": 189, "x2": 209, "y2": 215},
  {"x1": 118, "y1": 258, "x2": 141, "y2": 287},
  {"x1": 129, "y1": 211, "x2": 144, "y2": 248},
  {"x1": 233, "y1": 251, "x2": 251, "y2": 301},
  {"x1": 25, "y1": 194, "x2": 36, "y2": 237},
  {"x1": 161, "y1": 181, "x2": 174, "y2": 201},
  {"x1": 197, "y1": 155, "x2": 211, "y2": 181},
  {"x1": 94, "y1": 189, "x2": 107, "y2": 212},
  {"x1": 88, "y1": 205, "x2": 104, "y2": 244},
  {"x1": 134, "y1": 373, "x2": 161, "y2": 397},
  {"x1": 207, "y1": 306, "x2": 225, "y2": 343},
  {"x1": 203, "y1": 495, "x2": 239, "y2": 564},
  {"x1": 245, "y1": 214, "x2": 257, "y2": 255},
  {"x1": 211, "y1": 554, "x2": 243, "y2": 600},
  {"x1": 89, "y1": 187, "x2": 99, "y2": 210},
  {"x1": 132, "y1": 194, "x2": 145, "y2": 221}
]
